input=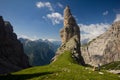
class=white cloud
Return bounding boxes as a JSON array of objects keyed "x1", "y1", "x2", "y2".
[
  {"x1": 18, "y1": 34, "x2": 39, "y2": 41},
  {"x1": 36, "y1": 2, "x2": 63, "y2": 25},
  {"x1": 57, "y1": 2, "x2": 63, "y2": 8},
  {"x1": 43, "y1": 38, "x2": 60, "y2": 42},
  {"x1": 36, "y1": 1, "x2": 54, "y2": 11},
  {"x1": 79, "y1": 23, "x2": 110, "y2": 43},
  {"x1": 48, "y1": 39, "x2": 57, "y2": 42},
  {"x1": 114, "y1": 14, "x2": 120, "y2": 22},
  {"x1": 103, "y1": 11, "x2": 108, "y2": 16},
  {"x1": 18, "y1": 34, "x2": 60, "y2": 42},
  {"x1": 47, "y1": 12, "x2": 63, "y2": 25}
]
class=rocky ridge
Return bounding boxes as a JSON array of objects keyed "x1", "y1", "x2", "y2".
[
  {"x1": 81, "y1": 21, "x2": 120, "y2": 66},
  {"x1": 52, "y1": 6, "x2": 85, "y2": 65},
  {"x1": 0, "y1": 16, "x2": 30, "y2": 74}
]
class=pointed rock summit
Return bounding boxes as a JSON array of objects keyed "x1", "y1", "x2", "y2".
[
  {"x1": 0, "y1": 16, "x2": 30, "y2": 74},
  {"x1": 63, "y1": 6, "x2": 77, "y2": 27},
  {"x1": 61, "y1": 6, "x2": 80, "y2": 43},
  {"x1": 81, "y1": 21, "x2": 120, "y2": 66},
  {"x1": 53, "y1": 6, "x2": 85, "y2": 65}
]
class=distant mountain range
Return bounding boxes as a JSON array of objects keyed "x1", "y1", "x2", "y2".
[
  {"x1": 19, "y1": 38, "x2": 61, "y2": 66},
  {"x1": 18, "y1": 37, "x2": 88, "y2": 66}
]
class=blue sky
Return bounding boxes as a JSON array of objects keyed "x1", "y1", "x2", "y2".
[{"x1": 0, "y1": 0, "x2": 120, "y2": 41}]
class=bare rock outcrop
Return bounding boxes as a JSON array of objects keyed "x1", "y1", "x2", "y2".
[
  {"x1": 53, "y1": 6, "x2": 85, "y2": 65},
  {"x1": 81, "y1": 21, "x2": 120, "y2": 66},
  {"x1": 0, "y1": 16, "x2": 30, "y2": 74}
]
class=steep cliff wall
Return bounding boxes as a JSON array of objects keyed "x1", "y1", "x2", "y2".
[
  {"x1": 0, "y1": 16, "x2": 30, "y2": 74},
  {"x1": 81, "y1": 21, "x2": 120, "y2": 66}
]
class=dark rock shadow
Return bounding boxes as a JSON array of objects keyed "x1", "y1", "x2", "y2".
[{"x1": 0, "y1": 72, "x2": 54, "y2": 80}]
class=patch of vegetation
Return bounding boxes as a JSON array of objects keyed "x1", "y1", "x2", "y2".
[
  {"x1": 0, "y1": 51, "x2": 119, "y2": 80},
  {"x1": 101, "y1": 61, "x2": 120, "y2": 70}
]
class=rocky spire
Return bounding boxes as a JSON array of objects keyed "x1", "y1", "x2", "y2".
[
  {"x1": 64, "y1": 5, "x2": 77, "y2": 27},
  {"x1": 53, "y1": 6, "x2": 85, "y2": 65},
  {"x1": 0, "y1": 16, "x2": 30, "y2": 74},
  {"x1": 61, "y1": 6, "x2": 80, "y2": 44},
  {"x1": 64, "y1": 5, "x2": 72, "y2": 26}
]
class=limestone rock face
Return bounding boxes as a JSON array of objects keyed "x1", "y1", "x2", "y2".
[
  {"x1": 81, "y1": 21, "x2": 120, "y2": 66},
  {"x1": 53, "y1": 6, "x2": 85, "y2": 65},
  {"x1": 60, "y1": 6, "x2": 80, "y2": 44},
  {"x1": 0, "y1": 16, "x2": 30, "y2": 74}
]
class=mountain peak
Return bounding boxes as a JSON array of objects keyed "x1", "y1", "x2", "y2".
[
  {"x1": 64, "y1": 5, "x2": 71, "y2": 17},
  {"x1": 64, "y1": 6, "x2": 77, "y2": 27},
  {"x1": 0, "y1": 16, "x2": 4, "y2": 26},
  {"x1": 64, "y1": 5, "x2": 71, "y2": 15},
  {"x1": 53, "y1": 6, "x2": 85, "y2": 65}
]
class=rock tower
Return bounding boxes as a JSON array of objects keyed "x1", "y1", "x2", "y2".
[{"x1": 53, "y1": 6, "x2": 85, "y2": 65}]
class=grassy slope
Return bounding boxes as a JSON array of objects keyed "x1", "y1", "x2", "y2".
[
  {"x1": 102, "y1": 61, "x2": 120, "y2": 70},
  {"x1": 0, "y1": 51, "x2": 120, "y2": 80}
]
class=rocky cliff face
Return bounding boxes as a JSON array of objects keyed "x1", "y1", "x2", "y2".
[
  {"x1": 53, "y1": 6, "x2": 85, "y2": 65},
  {"x1": 0, "y1": 16, "x2": 30, "y2": 74},
  {"x1": 81, "y1": 21, "x2": 120, "y2": 66}
]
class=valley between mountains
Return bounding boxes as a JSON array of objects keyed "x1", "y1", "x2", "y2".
[{"x1": 0, "y1": 2, "x2": 120, "y2": 80}]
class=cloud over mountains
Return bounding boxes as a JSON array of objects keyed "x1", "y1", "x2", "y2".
[
  {"x1": 114, "y1": 14, "x2": 120, "y2": 22},
  {"x1": 36, "y1": 1, "x2": 63, "y2": 25},
  {"x1": 80, "y1": 13, "x2": 120, "y2": 44},
  {"x1": 36, "y1": 1, "x2": 120, "y2": 44},
  {"x1": 79, "y1": 23, "x2": 110, "y2": 43},
  {"x1": 47, "y1": 12, "x2": 63, "y2": 25}
]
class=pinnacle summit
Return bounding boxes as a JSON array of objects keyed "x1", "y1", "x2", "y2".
[{"x1": 53, "y1": 6, "x2": 85, "y2": 65}]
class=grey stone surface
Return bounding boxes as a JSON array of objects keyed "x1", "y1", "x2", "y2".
[{"x1": 81, "y1": 21, "x2": 120, "y2": 66}]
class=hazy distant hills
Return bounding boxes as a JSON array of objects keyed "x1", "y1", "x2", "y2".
[{"x1": 19, "y1": 38, "x2": 61, "y2": 66}]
